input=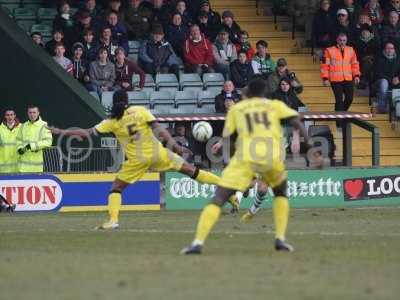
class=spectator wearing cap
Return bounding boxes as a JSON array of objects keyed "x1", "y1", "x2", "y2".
[
  {"x1": 251, "y1": 40, "x2": 276, "y2": 79},
  {"x1": 271, "y1": 77, "x2": 305, "y2": 111},
  {"x1": 287, "y1": 0, "x2": 319, "y2": 45},
  {"x1": 45, "y1": 29, "x2": 66, "y2": 56},
  {"x1": 312, "y1": 0, "x2": 335, "y2": 49},
  {"x1": 381, "y1": 11, "x2": 400, "y2": 49},
  {"x1": 197, "y1": 10, "x2": 218, "y2": 41},
  {"x1": 175, "y1": 0, "x2": 193, "y2": 26},
  {"x1": 123, "y1": 0, "x2": 153, "y2": 40},
  {"x1": 139, "y1": 26, "x2": 181, "y2": 77},
  {"x1": 235, "y1": 31, "x2": 255, "y2": 61},
  {"x1": 114, "y1": 47, "x2": 145, "y2": 91},
  {"x1": 267, "y1": 58, "x2": 303, "y2": 96},
  {"x1": 81, "y1": 28, "x2": 97, "y2": 62},
  {"x1": 88, "y1": 47, "x2": 116, "y2": 96},
  {"x1": 184, "y1": 24, "x2": 215, "y2": 75},
  {"x1": 95, "y1": 26, "x2": 120, "y2": 61},
  {"x1": 221, "y1": 10, "x2": 241, "y2": 44},
  {"x1": 373, "y1": 42, "x2": 400, "y2": 113},
  {"x1": 31, "y1": 32, "x2": 44, "y2": 48},
  {"x1": 53, "y1": 43, "x2": 73, "y2": 75},
  {"x1": 152, "y1": 0, "x2": 172, "y2": 28},
  {"x1": 354, "y1": 24, "x2": 380, "y2": 88},
  {"x1": 230, "y1": 50, "x2": 254, "y2": 88},
  {"x1": 331, "y1": 8, "x2": 356, "y2": 45},
  {"x1": 212, "y1": 28, "x2": 238, "y2": 80},
  {"x1": 362, "y1": 0, "x2": 384, "y2": 26},
  {"x1": 166, "y1": 13, "x2": 189, "y2": 59},
  {"x1": 103, "y1": 11, "x2": 129, "y2": 55},
  {"x1": 73, "y1": 9, "x2": 96, "y2": 44},
  {"x1": 53, "y1": 1, "x2": 75, "y2": 45},
  {"x1": 337, "y1": 0, "x2": 362, "y2": 25},
  {"x1": 71, "y1": 42, "x2": 90, "y2": 85},
  {"x1": 198, "y1": 0, "x2": 221, "y2": 37}
]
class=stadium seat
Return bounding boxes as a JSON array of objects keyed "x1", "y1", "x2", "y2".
[
  {"x1": 198, "y1": 90, "x2": 218, "y2": 106},
  {"x1": 89, "y1": 91, "x2": 100, "y2": 101},
  {"x1": 37, "y1": 8, "x2": 57, "y2": 26},
  {"x1": 176, "y1": 104, "x2": 196, "y2": 114},
  {"x1": 175, "y1": 90, "x2": 198, "y2": 105},
  {"x1": 0, "y1": 1, "x2": 20, "y2": 12},
  {"x1": 128, "y1": 40, "x2": 140, "y2": 62},
  {"x1": 179, "y1": 73, "x2": 203, "y2": 92},
  {"x1": 156, "y1": 73, "x2": 179, "y2": 93},
  {"x1": 21, "y1": 0, "x2": 41, "y2": 12},
  {"x1": 197, "y1": 104, "x2": 215, "y2": 114},
  {"x1": 150, "y1": 91, "x2": 175, "y2": 111},
  {"x1": 127, "y1": 91, "x2": 150, "y2": 107},
  {"x1": 101, "y1": 91, "x2": 114, "y2": 112},
  {"x1": 13, "y1": 7, "x2": 35, "y2": 32},
  {"x1": 30, "y1": 23, "x2": 52, "y2": 37},
  {"x1": 203, "y1": 73, "x2": 224, "y2": 89}
]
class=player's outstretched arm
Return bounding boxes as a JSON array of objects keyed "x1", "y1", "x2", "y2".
[
  {"x1": 150, "y1": 122, "x2": 193, "y2": 156},
  {"x1": 46, "y1": 126, "x2": 96, "y2": 139}
]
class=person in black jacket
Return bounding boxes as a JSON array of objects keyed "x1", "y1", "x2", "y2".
[
  {"x1": 230, "y1": 51, "x2": 254, "y2": 88},
  {"x1": 71, "y1": 42, "x2": 91, "y2": 87},
  {"x1": 165, "y1": 12, "x2": 189, "y2": 59},
  {"x1": 45, "y1": 29, "x2": 66, "y2": 56},
  {"x1": 272, "y1": 77, "x2": 305, "y2": 111},
  {"x1": 198, "y1": 0, "x2": 221, "y2": 36},
  {"x1": 53, "y1": 1, "x2": 75, "y2": 46},
  {"x1": 221, "y1": 10, "x2": 241, "y2": 44},
  {"x1": 312, "y1": 0, "x2": 335, "y2": 49},
  {"x1": 197, "y1": 10, "x2": 218, "y2": 42}
]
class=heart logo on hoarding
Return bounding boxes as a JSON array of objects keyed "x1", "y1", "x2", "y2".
[{"x1": 344, "y1": 179, "x2": 364, "y2": 199}]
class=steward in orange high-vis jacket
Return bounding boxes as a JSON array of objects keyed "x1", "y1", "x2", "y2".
[{"x1": 320, "y1": 32, "x2": 360, "y2": 115}]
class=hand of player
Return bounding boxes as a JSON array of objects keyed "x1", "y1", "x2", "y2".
[
  {"x1": 211, "y1": 141, "x2": 222, "y2": 154},
  {"x1": 46, "y1": 126, "x2": 62, "y2": 135},
  {"x1": 354, "y1": 77, "x2": 360, "y2": 85}
]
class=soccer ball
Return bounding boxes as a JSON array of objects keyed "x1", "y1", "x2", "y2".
[{"x1": 192, "y1": 121, "x2": 213, "y2": 142}]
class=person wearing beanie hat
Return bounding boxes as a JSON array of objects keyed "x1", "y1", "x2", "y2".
[
  {"x1": 71, "y1": 42, "x2": 90, "y2": 86},
  {"x1": 139, "y1": 24, "x2": 181, "y2": 77},
  {"x1": 221, "y1": 10, "x2": 241, "y2": 44},
  {"x1": 212, "y1": 27, "x2": 238, "y2": 79},
  {"x1": 198, "y1": 0, "x2": 221, "y2": 38},
  {"x1": 197, "y1": 10, "x2": 217, "y2": 41},
  {"x1": 266, "y1": 57, "x2": 303, "y2": 96}
]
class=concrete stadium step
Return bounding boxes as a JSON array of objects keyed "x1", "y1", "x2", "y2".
[
  {"x1": 304, "y1": 96, "x2": 369, "y2": 104},
  {"x1": 306, "y1": 104, "x2": 371, "y2": 112}
]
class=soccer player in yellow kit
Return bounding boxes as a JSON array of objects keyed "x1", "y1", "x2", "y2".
[
  {"x1": 48, "y1": 90, "x2": 228, "y2": 229},
  {"x1": 181, "y1": 78, "x2": 322, "y2": 254}
]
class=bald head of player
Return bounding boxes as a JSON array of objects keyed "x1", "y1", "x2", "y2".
[
  {"x1": 111, "y1": 90, "x2": 129, "y2": 119},
  {"x1": 245, "y1": 77, "x2": 269, "y2": 98}
]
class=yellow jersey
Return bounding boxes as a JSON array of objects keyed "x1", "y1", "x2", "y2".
[
  {"x1": 95, "y1": 106, "x2": 162, "y2": 160},
  {"x1": 223, "y1": 98, "x2": 298, "y2": 164}
]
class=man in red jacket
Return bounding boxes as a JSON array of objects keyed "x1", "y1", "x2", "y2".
[{"x1": 183, "y1": 24, "x2": 215, "y2": 75}]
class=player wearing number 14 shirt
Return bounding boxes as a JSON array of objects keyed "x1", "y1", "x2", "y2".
[{"x1": 181, "y1": 78, "x2": 323, "y2": 254}]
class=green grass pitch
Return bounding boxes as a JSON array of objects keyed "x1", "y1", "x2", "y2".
[{"x1": 1, "y1": 208, "x2": 400, "y2": 300}]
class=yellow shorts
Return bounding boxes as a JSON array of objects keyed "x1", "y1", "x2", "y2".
[
  {"x1": 219, "y1": 158, "x2": 287, "y2": 192},
  {"x1": 117, "y1": 147, "x2": 184, "y2": 184}
]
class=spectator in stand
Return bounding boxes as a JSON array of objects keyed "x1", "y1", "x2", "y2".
[
  {"x1": 384, "y1": 0, "x2": 400, "y2": 16},
  {"x1": 114, "y1": 47, "x2": 145, "y2": 91},
  {"x1": 197, "y1": 11, "x2": 217, "y2": 41},
  {"x1": 101, "y1": 0, "x2": 124, "y2": 20},
  {"x1": 215, "y1": 80, "x2": 241, "y2": 113},
  {"x1": 73, "y1": 9, "x2": 96, "y2": 43},
  {"x1": 82, "y1": 0, "x2": 101, "y2": 22},
  {"x1": 45, "y1": 29, "x2": 65, "y2": 56},
  {"x1": 166, "y1": 12, "x2": 189, "y2": 59},
  {"x1": 287, "y1": 0, "x2": 319, "y2": 45},
  {"x1": 53, "y1": 1, "x2": 75, "y2": 46},
  {"x1": 338, "y1": 0, "x2": 362, "y2": 24},
  {"x1": 0, "y1": 108, "x2": 21, "y2": 174},
  {"x1": 354, "y1": 24, "x2": 380, "y2": 88},
  {"x1": 81, "y1": 28, "x2": 97, "y2": 62},
  {"x1": 212, "y1": 28, "x2": 238, "y2": 80},
  {"x1": 221, "y1": 10, "x2": 241, "y2": 44},
  {"x1": 123, "y1": 0, "x2": 153, "y2": 40},
  {"x1": 95, "y1": 26, "x2": 120, "y2": 61},
  {"x1": 31, "y1": 32, "x2": 44, "y2": 48},
  {"x1": 230, "y1": 50, "x2": 254, "y2": 88},
  {"x1": 235, "y1": 31, "x2": 255, "y2": 61},
  {"x1": 175, "y1": 0, "x2": 193, "y2": 26},
  {"x1": 271, "y1": 77, "x2": 305, "y2": 111},
  {"x1": 321, "y1": 33, "x2": 360, "y2": 117},
  {"x1": 139, "y1": 26, "x2": 181, "y2": 77},
  {"x1": 373, "y1": 42, "x2": 400, "y2": 113},
  {"x1": 53, "y1": 43, "x2": 73, "y2": 74},
  {"x1": 331, "y1": 8, "x2": 356, "y2": 45},
  {"x1": 152, "y1": 0, "x2": 171, "y2": 27},
  {"x1": 354, "y1": 13, "x2": 379, "y2": 37},
  {"x1": 71, "y1": 42, "x2": 91, "y2": 86},
  {"x1": 88, "y1": 47, "x2": 116, "y2": 96},
  {"x1": 251, "y1": 40, "x2": 276, "y2": 79},
  {"x1": 184, "y1": 24, "x2": 215, "y2": 75},
  {"x1": 312, "y1": 0, "x2": 335, "y2": 50},
  {"x1": 267, "y1": 58, "x2": 303, "y2": 96},
  {"x1": 173, "y1": 122, "x2": 194, "y2": 163},
  {"x1": 381, "y1": 11, "x2": 400, "y2": 49},
  {"x1": 104, "y1": 12, "x2": 129, "y2": 55},
  {"x1": 198, "y1": 0, "x2": 221, "y2": 39},
  {"x1": 362, "y1": 0, "x2": 384, "y2": 26}
]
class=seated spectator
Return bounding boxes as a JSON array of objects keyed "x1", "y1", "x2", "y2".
[
  {"x1": 287, "y1": 0, "x2": 319, "y2": 45},
  {"x1": 53, "y1": 43, "x2": 73, "y2": 74},
  {"x1": 215, "y1": 80, "x2": 241, "y2": 113},
  {"x1": 212, "y1": 28, "x2": 237, "y2": 80},
  {"x1": 384, "y1": 0, "x2": 400, "y2": 16},
  {"x1": 88, "y1": 47, "x2": 116, "y2": 95},
  {"x1": 114, "y1": 47, "x2": 145, "y2": 91},
  {"x1": 102, "y1": 11, "x2": 129, "y2": 55},
  {"x1": 175, "y1": 0, "x2": 193, "y2": 26},
  {"x1": 230, "y1": 50, "x2": 254, "y2": 88},
  {"x1": 267, "y1": 58, "x2": 303, "y2": 95},
  {"x1": 312, "y1": 0, "x2": 335, "y2": 49},
  {"x1": 139, "y1": 26, "x2": 180, "y2": 77},
  {"x1": 362, "y1": 0, "x2": 384, "y2": 26},
  {"x1": 81, "y1": 28, "x2": 97, "y2": 62},
  {"x1": 45, "y1": 29, "x2": 65, "y2": 56},
  {"x1": 354, "y1": 24, "x2": 380, "y2": 88},
  {"x1": 53, "y1": 1, "x2": 75, "y2": 45},
  {"x1": 101, "y1": 0, "x2": 124, "y2": 20},
  {"x1": 73, "y1": 9, "x2": 96, "y2": 43},
  {"x1": 71, "y1": 42, "x2": 90, "y2": 86},
  {"x1": 184, "y1": 24, "x2": 215, "y2": 75},
  {"x1": 338, "y1": 0, "x2": 362, "y2": 24},
  {"x1": 354, "y1": 13, "x2": 379, "y2": 37},
  {"x1": 235, "y1": 31, "x2": 255, "y2": 61},
  {"x1": 123, "y1": 0, "x2": 153, "y2": 40},
  {"x1": 166, "y1": 12, "x2": 189, "y2": 59},
  {"x1": 197, "y1": 10, "x2": 217, "y2": 41},
  {"x1": 381, "y1": 11, "x2": 400, "y2": 49},
  {"x1": 373, "y1": 42, "x2": 400, "y2": 113},
  {"x1": 221, "y1": 10, "x2": 241, "y2": 44},
  {"x1": 251, "y1": 40, "x2": 276, "y2": 79},
  {"x1": 198, "y1": 0, "x2": 221, "y2": 39},
  {"x1": 31, "y1": 32, "x2": 44, "y2": 48},
  {"x1": 173, "y1": 122, "x2": 194, "y2": 163},
  {"x1": 82, "y1": 0, "x2": 101, "y2": 22},
  {"x1": 271, "y1": 77, "x2": 305, "y2": 111},
  {"x1": 95, "y1": 26, "x2": 120, "y2": 61},
  {"x1": 331, "y1": 8, "x2": 356, "y2": 45},
  {"x1": 152, "y1": 0, "x2": 171, "y2": 27}
]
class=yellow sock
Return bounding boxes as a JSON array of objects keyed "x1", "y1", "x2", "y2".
[
  {"x1": 195, "y1": 170, "x2": 220, "y2": 185},
  {"x1": 108, "y1": 192, "x2": 122, "y2": 223},
  {"x1": 273, "y1": 196, "x2": 289, "y2": 240},
  {"x1": 193, "y1": 203, "x2": 221, "y2": 245}
]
